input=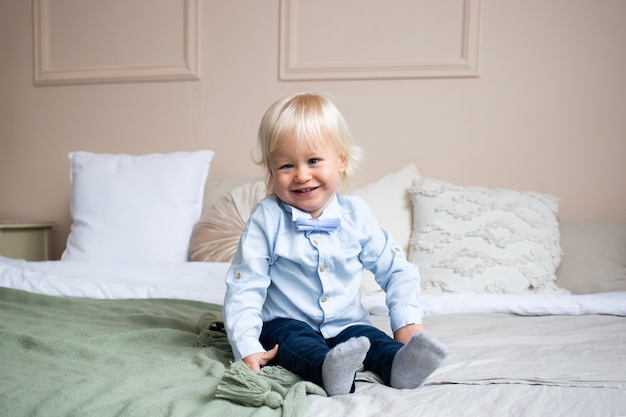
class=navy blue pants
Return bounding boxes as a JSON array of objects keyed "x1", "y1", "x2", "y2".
[{"x1": 260, "y1": 318, "x2": 403, "y2": 389}]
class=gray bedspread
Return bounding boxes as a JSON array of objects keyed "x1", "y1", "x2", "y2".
[{"x1": 306, "y1": 313, "x2": 626, "y2": 417}]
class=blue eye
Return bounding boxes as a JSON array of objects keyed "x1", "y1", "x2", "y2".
[{"x1": 308, "y1": 158, "x2": 320, "y2": 165}]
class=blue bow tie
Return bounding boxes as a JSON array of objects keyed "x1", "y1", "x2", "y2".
[{"x1": 295, "y1": 217, "x2": 341, "y2": 232}]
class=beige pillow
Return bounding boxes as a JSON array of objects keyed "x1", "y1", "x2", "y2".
[
  {"x1": 556, "y1": 219, "x2": 626, "y2": 294},
  {"x1": 409, "y1": 178, "x2": 566, "y2": 295},
  {"x1": 351, "y1": 164, "x2": 421, "y2": 294},
  {"x1": 190, "y1": 165, "x2": 422, "y2": 296},
  {"x1": 201, "y1": 178, "x2": 260, "y2": 215},
  {"x1": 189, "y1": 181, "x2": 266, "y2": 262},
  {"x1": 351, "y1": 164, "x2": 421, "y2": 254}
]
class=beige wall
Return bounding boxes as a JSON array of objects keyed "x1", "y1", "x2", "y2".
[{"x1": 1, "y1": 0, "x2": 625, "y2": 260}]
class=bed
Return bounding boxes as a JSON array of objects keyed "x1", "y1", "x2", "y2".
[{"x1": 1, "y1": 151, "x2": 625, "y2": 417}]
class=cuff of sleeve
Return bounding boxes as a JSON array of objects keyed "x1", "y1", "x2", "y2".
[
  {"x1": 233, "y1": 337, "x2": 266, "y2": 362},
  {"x1": 389, "y1": 305, "x2": 424, "y2": 334}
]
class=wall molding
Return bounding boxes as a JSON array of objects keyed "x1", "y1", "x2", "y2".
[
  {"x1": 279, "y1": 0, "x2": 482, "y2": 80},
  {"x1": 33, "y1": 0, "x2": 200, "y2": 85}
]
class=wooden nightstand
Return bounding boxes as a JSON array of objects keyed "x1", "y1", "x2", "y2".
[{"x1": 0, "y1": 221, "x2": 55, "y2": 261}]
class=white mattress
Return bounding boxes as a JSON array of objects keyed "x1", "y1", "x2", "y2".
[{"x1": 2, "y1": 255, "x2": 626, "y2": 417}]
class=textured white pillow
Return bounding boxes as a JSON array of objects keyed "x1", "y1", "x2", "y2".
[
  {"x1": 409, "y1": 178, "x2": 566, "y2": 295},
  {"x1": 62, "y1": 151, "x2": 214, "y2": 262},
  {"x1": 351, "y1": 164, "x2": 421, "y2": 294}
]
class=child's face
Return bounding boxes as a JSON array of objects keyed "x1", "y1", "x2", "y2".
[{"x1": 269, "y1": 133, "x2": 347, "y2": 219}]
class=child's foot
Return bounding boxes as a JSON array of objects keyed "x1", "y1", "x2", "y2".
[
  {"x1": 390, "y1": 332, "x2": 448, "y2": 389},
  {"x1": 322, "y1": 336, "x2": 370, "y2": 396}
]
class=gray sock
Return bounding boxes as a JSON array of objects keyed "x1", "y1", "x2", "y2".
[
  {"x1": 322, "y1": 336, "x2": 371, "y2": 396},
  {"x1": 390, "y1": 332, "x2": 448, "y2": 389}
]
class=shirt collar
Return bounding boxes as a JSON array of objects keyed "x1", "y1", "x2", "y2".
[{"x1": 283, "y1": 194, "x2": 342, "y2": 222}]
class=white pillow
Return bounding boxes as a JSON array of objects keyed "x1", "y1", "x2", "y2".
[
  {"x1": 62, "y1": 151, "x2": 214, "y2": 262},
  {"x1": 409, "y1": 177, "x2": 566, "y2": 295},
  {"x1": 351, "y1": 164, "x2": 421, "y2": 294}
]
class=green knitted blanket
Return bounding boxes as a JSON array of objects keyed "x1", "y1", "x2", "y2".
[{"x1": 0, "y1": 286, "x2": 325, "y2": 417}]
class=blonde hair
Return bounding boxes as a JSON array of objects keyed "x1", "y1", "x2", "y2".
[{"x1": 254, "y1": 92, "x2": 362, "y2": 195}]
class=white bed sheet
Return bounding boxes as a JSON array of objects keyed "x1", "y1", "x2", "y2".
[
  {"x1": 2, "y1": 256, "x2": 626, "y2": 317},
  {"x1": 363, "y1": 291, "x2": 626, "y2": 316},
  {"x1": 0, "y1": 256, "x2": 230, "y2": 305}
]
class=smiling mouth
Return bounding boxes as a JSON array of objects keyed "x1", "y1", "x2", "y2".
[{"x1": 293, "y1": 186, "x2": 318, "y2": 193}]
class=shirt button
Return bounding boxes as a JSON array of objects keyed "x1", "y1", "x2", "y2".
[
  {"x1": 313, "y1": 239, "x2": 319, "y2": 245},
  {"x1": 394, "y1": 246, "x2": 401, "y2": 252},
  {"x1": 319, "y1": 265, "x2": 326, "y2": 272},
  {"x1": 321, "y1": 296, "x2": 328, "y2": 303},
  {"x1": 235, "y1": 272, "x2": 242, "y2": 279}
]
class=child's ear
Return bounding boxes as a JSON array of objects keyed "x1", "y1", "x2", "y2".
[{"x1": 338, "y1": 154, "x2": 348, "y2": 172}]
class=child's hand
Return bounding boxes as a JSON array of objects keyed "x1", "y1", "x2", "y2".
[
  {"x1": 242, "y1": 344, "x2": 279, "y2": 372},
  {"x1": 394, "y1": 323, "x2": 426, "y2": 344}
]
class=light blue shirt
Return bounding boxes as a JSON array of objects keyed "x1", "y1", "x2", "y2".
[{"x1": 223, "y1": 194, "x2": 424, "y2": 361}]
